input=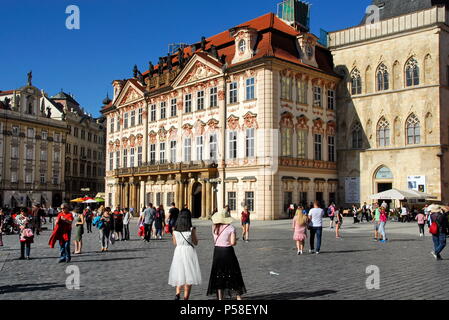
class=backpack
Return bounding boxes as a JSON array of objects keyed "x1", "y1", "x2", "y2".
[{"x1": 429, "y1": 221, "x2": 438, "y2": 235}]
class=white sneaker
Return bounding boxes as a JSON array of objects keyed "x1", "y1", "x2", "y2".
[
  {"x1": 431, "y1": 251, "x2": 438, "y2": 260},
  {"x1": 309, "y1": 249, "x2": 315, "y2": 254}
]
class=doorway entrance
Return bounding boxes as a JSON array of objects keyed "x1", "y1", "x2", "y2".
[{"x1": 192, "y1": 183, "x2": 202, "y2": 218}]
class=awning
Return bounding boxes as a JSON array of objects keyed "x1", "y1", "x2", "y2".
[
  {"x1": 370, "y1": 188, "x2": 421, "y2": 200},
  {"x1": 282, "y1": 176, "x2": 296, "y2": 181},
  {"x1": 224, "y1": 177, "x2": 239, "y2": 182},
  {"x1": 298, "y1": 177, "x2": 311, "y2": 181},
  {"x1": 242, "y1": 176, "x2": 257, "y2": 182},
  {"x1": 407, "y1": 190, "x2": 437, "y2": 200}
]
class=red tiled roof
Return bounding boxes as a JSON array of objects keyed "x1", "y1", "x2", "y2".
[
  {"x1": 106, "y1": 12, "x2": 337, "y2": 110},
  {"x1": 0, "y1": 90, "x2": 14, "y2": 96}
]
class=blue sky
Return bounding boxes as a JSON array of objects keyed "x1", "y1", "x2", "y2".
[{"x1": 0, "y1": 0, "x2": 370, "y2": 117}]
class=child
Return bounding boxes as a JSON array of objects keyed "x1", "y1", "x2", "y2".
[{"x1": 292, "y1": 207, "x2": 308, "y2": 255}]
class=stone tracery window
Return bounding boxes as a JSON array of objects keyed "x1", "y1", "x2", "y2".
[
  {"x1": 405, "y1": 58, "x2": 420, "y2": 87},
  {"x1": 377, "y1": 117, "x2": 390, "y2": 147},
  {"x1": 351, "y1": 122, "x2": 363, "y2": 149},
  {"x1": 350, "y1": 69, "x2": 362, "y2": 95},
  {"x1": 376, "y1": 63, "x2": 389, "y2": 91},
  {"x1": 406, "y1": 114, "x2": 420, "y2": 145}
]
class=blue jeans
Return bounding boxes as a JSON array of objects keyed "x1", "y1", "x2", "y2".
[
  {"x1": 59, "y1": 241, "x2": 71, "y2": 261},
  {"x1": 432, "y1": 233, "x2": 447, "y2": 256},
  {"x1": 309, "y1": 227, "x2": 323, "y2": 252},
  {"x1": 379, "y1": 222, "x2": 387, "y2": 240}
]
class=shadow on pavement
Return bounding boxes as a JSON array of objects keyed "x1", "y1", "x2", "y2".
[
  {"x1": 75, "y1": 257, "x2": 144, "y2": 263},
  {"x1": 246, "y1": 290, "x2": 337, "y2": 300},
  {"x1": 0, "y1": 283, "x2": 66, "y2": 294}
]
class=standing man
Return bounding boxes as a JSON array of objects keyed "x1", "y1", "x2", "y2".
[
  {"x1": 308, "y1": 201, "x2": 324, "y2": 254},
  {"x1": 140, "y1": 203, "x2": 156, "y2": 242},
  {"x1": 429, "y1": 205, "x2": 448, "y2": 261},
  {"x1": 49, "y1": 203, "x2": 74, "y2": 263},
  {"x1": 31, "y1": 204, "x2": 41, "y2": 236},
  {"x1": 372, "y1": 203, "x2": 381, "y2": 241},
  {"x1": 361, "y1": 202, "x2": 368, "y2": 223},
  {"x1": 167, "y1": 202, "x2": 180, "y2": 234}
]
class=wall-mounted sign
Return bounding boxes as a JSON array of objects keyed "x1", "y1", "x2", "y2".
[
  {"x1": 407, "y1": 176, "x2": 426, "y2": 193},
  {"x1": 345, "y1": 177, "x2": 360, "y2": 204}
]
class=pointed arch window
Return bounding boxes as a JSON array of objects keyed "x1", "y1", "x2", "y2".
[
  {"x1": 351, "y1": 122, "x2": 363, "y2": 149},
  {"x1": 406, "y1": 114, "x2": 420, "y2": 145},
  {"x1": 376, "y1": 63, "x2": 389, "y2": 91},
  {"x1": 405, "y1": 58, "x2": 420, "y2": 87},
  {"x1": 351, "y1": 69, "x2": 362, "y2": 95},
  {"x1": 377, "y1": 118, "x2": 390, "y2": 147}
]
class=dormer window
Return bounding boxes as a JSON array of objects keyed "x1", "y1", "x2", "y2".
[{"x1": 239, "y1": 40, "x2": 246, "y2": 54}]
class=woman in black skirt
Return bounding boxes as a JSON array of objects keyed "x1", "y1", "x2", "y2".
[{"x1": 207, "y1": 206, "x2": 246, "y2": 300}]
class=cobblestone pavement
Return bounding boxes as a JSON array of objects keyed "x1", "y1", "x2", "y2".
[{"x1": 0, "y1": 218, "x2": 448, "y2": 300}]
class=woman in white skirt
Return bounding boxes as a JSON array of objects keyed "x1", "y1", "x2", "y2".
[{"x1": 168, "y1": 213, "x2": 202, "y2": 300}]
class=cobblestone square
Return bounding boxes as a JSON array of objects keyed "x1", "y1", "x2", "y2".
[{"x1": 1, "y1": 219, "x2": 448, "y2": 300}]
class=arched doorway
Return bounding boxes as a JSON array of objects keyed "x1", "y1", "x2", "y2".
[
  {"x1": 192, "y1": 182, "x2": 202, "y2": 219},
  {"x1": 52, "y1": 193, "x2": 62, "y2": 207},
  {"x1": 374, "y1": 166, "x2": 394, "y2": 208}
]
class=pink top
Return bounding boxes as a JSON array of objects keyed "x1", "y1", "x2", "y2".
[
  {"x1": 213, "y1": 224, "x2": 235, "y2": 247},
  {"x1": 416, "y1": 213, "x2": 426, "y2": 224}
]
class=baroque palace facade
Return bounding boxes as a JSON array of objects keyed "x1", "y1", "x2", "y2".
[
  {"x1": 103, "y1": 10, "x2": 340, "y2": 219},
  {"x1": 0, "y1": 76, "x2": 106, "y2": 208},
  {"x1": 0, "y1": 78, "x2": 68, "y2": 208},
  {"x1": 329, "y1": 1, "x2": 449, "y2": 206}
]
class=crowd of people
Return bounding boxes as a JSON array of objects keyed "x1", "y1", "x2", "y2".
[{"x1": 1, "y1": 197, "x2": 448, "y2": 299}]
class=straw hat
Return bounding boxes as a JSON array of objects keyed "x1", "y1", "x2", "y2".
[
  {"x1": 211, "y1": 208, "x2": 233, "y2": 225},
  {"x1": 428, "y1": 204, "x2": 442, "y2": 213}
]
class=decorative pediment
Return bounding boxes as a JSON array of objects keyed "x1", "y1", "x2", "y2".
[
  {"x1": 194, "y1": 120, "x2": 206, "y2": 136},
  {"x1": 168, "y1": 127, "x2": 178, "y2": 140},
  {"x1": 313, "y1": 118, "x2": 325, "y2": 134},
  {"x1": 136, "y1": 134, "x2": 144, "y2": 146},
  {"x1": 172, "y1": 55, "x2": 222, "y2": 88},
  {"x1": 182, "y1": 123, "x2": 193, "y2": 137},
  {"x1": 280, "y1": 112, "x2": 294, "y2": 129},
  {"x1": 115, "y1": 81, "x2": 144, "y2": 107},
  {"x1": 227, "y1": 115, "x2": 240, "y2": 130},
  {"x1": 326, "y1": 121, "x2": 336, "y2": 136},
  {"x1": 149, "y1": 131, "x2": 157, "y2": 144},
  {"x1": 158, "y1": 127, "x2": 168, "y2": 142},
  {"x1": 296, "y1": 115, "x2": 309, "y2": 131},
  {"x1": 242, "y1": 112, "x2": 258, "y2": 130},
  {"x1": 207, "y1": 119, "x2": 219, "y2": 132},
  {"x1": 122, "y1": 137, "x2": 129, "y2": 149},
  {"x1": 108, "y1": 141, "x2": 115, "y2": 152}
]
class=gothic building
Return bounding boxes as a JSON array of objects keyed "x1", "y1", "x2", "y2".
[
  {"x1": 329, "y1": 1, "x2": 449, "y2": 206},
  {"x1": 102, "y1": 8, "x2": 340, "y2": 220}
]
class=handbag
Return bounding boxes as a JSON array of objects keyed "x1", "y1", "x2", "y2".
[{"x1": 164, "y1": 224, "x2": 171, "y2": 234}]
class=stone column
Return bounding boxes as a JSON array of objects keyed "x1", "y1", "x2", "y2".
[
  {"x1": 140, "y1": 177, "x2": 146, "y2": 210},
  {"x1": 201, "y1": 181, "x2": 207, "y2": 219},
  {"x1": 123, "y1": 182, "x2": 129, "y2": 209},
  {"x1": 205, "y1": 180, "x2": 212, "y2": 219}
]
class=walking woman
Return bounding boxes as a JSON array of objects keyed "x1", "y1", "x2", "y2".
[
  {"x1": 154, "y1": 205, "x2": 166, "y2": 240},
  {"x1": 415, "y1": 210, "x2": 427, "y2": 237},
  {"x1": 123, "y1": 208, "x2": 131, "y2": 241},
  {"x1": 292, "y1": 206, "x2": 308, "y2": 255},
  {"x1": 113, "y1": 208, "x2": 124, "y2": 241},
  {"x1": 100, "y1": 208, "x2": 112, "y2": 252},
  {"x1": 335, "y1": 207, "x2": 344, "y2": 239},
  {"x1": 378, "y1": 207, "x2": 388, "y2": 243},
  {"x1": 241, "y1": 206, "x2": 250, "y2": 242},
  {"x1": 168, "y1": 213, "x2": 202, "y2": 300},
  {"x1": 84, "y1": 208, "x2": 93, "y2": 233},
  {"x1": 73, "y1": 209, "x2": 85, "y2": 254},
  {"x1": 16, "y1": 208, "x2": 33, "y2": 260},
  {"x1": 207, "y1": 206, "x2": 246, "y2": 300}
]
